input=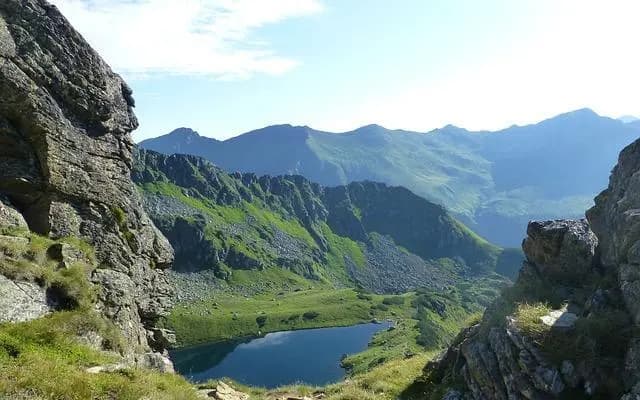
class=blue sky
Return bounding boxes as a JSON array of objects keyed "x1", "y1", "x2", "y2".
[{"x1": 52, "y1": 0, "x2": 640, "y2": 141}]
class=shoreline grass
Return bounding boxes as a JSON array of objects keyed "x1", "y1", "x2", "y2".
[{"x1": 166, "y1": 288, "x2": 414, "y2": 347}]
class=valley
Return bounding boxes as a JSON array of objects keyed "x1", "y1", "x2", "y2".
[
  {"x1": 1, "y1": 1, "x2": 639, "y2": 399},
  {"x1": 128, "y1": 146, "x2": 514, "y2": 393}
]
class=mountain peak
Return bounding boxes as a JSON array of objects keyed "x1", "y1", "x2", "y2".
[
  {"x1": 352, "y1": 124, "x2": 388, "y2": 135},
  {"x1": 560, "y1": 108, "x2": 599, "y2": 118},
  {"x1": 167, "y1": 127, "x2": 200, "y2": 137}
]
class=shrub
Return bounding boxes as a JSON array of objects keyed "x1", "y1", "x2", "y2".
[
  {"x1": 357, "y1": 293, "x2": 372, "y2": 301},
  {"x1": 372, "y1": 303, "x2": 389, "y2": 311},
  {"x1": 256, "y1": 315, "x2": 267, "y2": 328},
  {"x1": 382, "y1": 296, "x2": 405, "y2": 306},
  {"x1": 303, "y1": 311, "x2": 319, "y2": 320}
]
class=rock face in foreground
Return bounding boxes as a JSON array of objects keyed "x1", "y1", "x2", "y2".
[
  {"x1": 0, "y1": 0, "x2": 174, "y2": 353},
  {"x1": 411, "y1": 137, "x2": 640, "y2": 399}
]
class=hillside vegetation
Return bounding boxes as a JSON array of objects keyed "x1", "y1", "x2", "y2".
[
  {"x1": 133, "y1": 148, "x2": 508, "y2": 296},
  {"x1": 0, "y1": 230, "x2": 201, "y2": 399}
]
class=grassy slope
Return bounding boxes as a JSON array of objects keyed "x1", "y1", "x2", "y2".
[
  {"x1": 307, "y1": 130, "x2": 491, "y2": 217},
  {"x1": 141, "y1": 181, "x2": 369, "y2": 287},
  {"x1": 0, "y1": 312, "x2": 200, "y2": 400},
  {"x1": 0, "y1": 230, "x2": 201, "y2": 400},
  {"x1": 167, "y1": 288, "x2": 389, "y2": 346}
]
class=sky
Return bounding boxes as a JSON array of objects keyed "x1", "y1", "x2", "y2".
[{"x1": 50, "y1": 0, "x2": 640, "y2": 141}]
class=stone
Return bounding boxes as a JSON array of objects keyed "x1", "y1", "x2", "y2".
[
  {"x1": 523, "y1": 219, "x2": 597, "y2": 283},
  {"x1": 539, "y1": 306, "x2": 578, "y2": 330},
  {"x1": 86, "y1": 362, "x2": 131, "y2": 374},
  {"x1": 0, "y1": 0, "x2": 174, "y2": 353},
  {"x1": 47, "y1": 243, "x2": 87, "y2": 269},
  {"x1": 205, "y1": 382, "x2": 249, "y2": 400},
  {"x1": 561, "y1": 360, "x2": 579, "y2": 388},
  {"x1": 137, "y1": 352, "x2": 175, "y2": 373},
  {"x1": 148, "y1": 328, "x2": 177, "y2": 350},
  {"x1": 0, "y1": 195, "x2": 26, "y2": 229},
  {"x1": 441, "y1": 390, "x2": 464, "y2": 400},
  {"x1": 0, "y1": 234, "x2": 29, "y2": 251},
  {"x1": 0, "y1": 274, "x2": 50, "y2": 322}
]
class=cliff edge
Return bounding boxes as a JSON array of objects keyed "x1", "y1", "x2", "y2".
[
  {"x1": 409, "y1": 137, "x2": 640, "y2": 399},
  {"x1": 0, "y1": 0, "x2": 174, "y2": 354}
]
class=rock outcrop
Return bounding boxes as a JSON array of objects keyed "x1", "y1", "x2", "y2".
[
  {"x1": 0, "y1": 0, "x2": 174, "y2": 354},
  {"x1": 410, "y1": 137, "x2": 640, "y2": 399},
  {"x1": 0, "y1": 273, "x2": 51, "y2": 322}
]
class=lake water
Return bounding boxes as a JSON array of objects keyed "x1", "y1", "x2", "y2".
[{"x1": 170, "y1": 322, "x2": 392, "y2": 388}]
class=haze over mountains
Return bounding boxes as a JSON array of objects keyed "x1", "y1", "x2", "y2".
[
  {"x1": 618, "y1": 115, "x2": 639, "y2": 123},
  {"x1": 140, "y1": 109, "x2": 639, "y2": 247}
]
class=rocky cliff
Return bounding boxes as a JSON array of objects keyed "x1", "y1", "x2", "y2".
[
  {"x1": 408, "y1": 137, "x2": 640, "y2": 399},
  {"x1": 0, "y1": 0, "x2": 174, "y2": 354},
  {"x1": 133, "y1": 148, "x2": 510, "y2": 294}
]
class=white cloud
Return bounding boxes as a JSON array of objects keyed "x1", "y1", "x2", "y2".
[
  {"x1": 49, "y1": 0, "x2": 323, "y2": 79},
  {"x1": 239, "y1": 331, "x2": 291, "y2": 349}
]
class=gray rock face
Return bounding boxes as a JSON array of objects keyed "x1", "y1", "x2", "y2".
[
  {"x1": 523, "y1": 219, "x2": 598, "y2": 283},
  {"x1": 0, "y1": 274, "x2": 51, "y2": 322},
  {"x1": 588, "y1": 138, "x2": 640, "y2": 324},
  {"x1": 416, "y1": 138, "x2": 640, "y2": 399},
  {"x1": 0, "y1": 196, "x2": 27, "y2": 229},
  {"x1": 0, "y1": 0, "x2": 173, "y2": 352}
]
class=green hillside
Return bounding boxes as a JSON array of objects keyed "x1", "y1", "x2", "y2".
[{"x1": 132, "y1": 148, "x2": 506, "y2": 295}]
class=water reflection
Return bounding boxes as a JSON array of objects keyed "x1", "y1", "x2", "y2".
[{"x1": 170, "y1": 322, "x2": 391, "y2": 388}]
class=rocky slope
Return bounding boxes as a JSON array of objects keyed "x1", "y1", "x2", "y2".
[
  {"x1": 0, "y1": 0, "x2": 173, "y2": 355},
  {"x1": 407, "y1": 137, "x2": 640, "y2": 399},
  {"x1": 133, "y1": 148, "x2": 512, "y2": 294},
  {"x1": 139, "y1": 111, "x2": 638, "y2": 247}
]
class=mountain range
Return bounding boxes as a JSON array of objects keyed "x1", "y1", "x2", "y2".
[
  {"x1": 133, "y1": 148, "x2": 515, "y2": 294},
  {"x1": 140, "y1": 109, "x2": 640, "y2": 246}
]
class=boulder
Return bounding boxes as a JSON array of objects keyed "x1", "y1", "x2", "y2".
[
  {"x1": 0, "y1": 234, "x2": 29, "y2": 252},
  {"x1": 0, "y1": 195, "x2": 26, "y2": 229},
  {"x1": 198, "y1": 382, "x2": 249, "y2": 400},
  {"x1": 0, "y1": 274, "x2": 50, "y2": 322},
  {"x1": 47, "y1": 243, "x2": 87, "y2": 269},
  {"x1": 86, "y1": 362, "x2": 131, "y2": 374},
  {"x1": 148, "y1": 328, "x2": 177, "y2": 350},
  {"x1": 523, "y1": 219, "x2": 597, "y2": 283},
  {"x1": 539, "y1": 305, "x2": 578, "y2": 330},
  {"x1": 137, "y1": 352, "x2": 175, "y2": 373}
]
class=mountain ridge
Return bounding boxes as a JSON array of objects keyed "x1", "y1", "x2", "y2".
[
  {"x1": 140, "y1": 109, "x2": 639, "y2": 246},
  {"x1": 132, "y1": 147, "x2": 513, "y2": 294}
]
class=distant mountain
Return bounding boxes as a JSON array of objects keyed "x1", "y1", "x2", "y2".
[
  {"x1": 139, "y1": 109, "x2": 638, "y2": 246},
  {"x1": 618, "y1": 115, "x2": 639, "y2": 123},
  {"x1": 133, "y1": 148, "x2": 510, "y2": 293}
]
